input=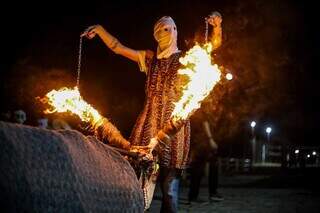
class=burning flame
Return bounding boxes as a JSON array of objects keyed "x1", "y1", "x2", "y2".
[
  {"x1": 171, "y1": 43, "x2": 221, "y2": 121},
  {"x1": 43, "y1": 87, "x2": 103, "y2": 127},
  {"x1": 42, "y1": 43, "x2": 221, "y2": 129}
]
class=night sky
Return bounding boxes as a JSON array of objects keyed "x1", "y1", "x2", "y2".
[{"x1": 0, "y1": 0, "x2": 319, "y2": 149}]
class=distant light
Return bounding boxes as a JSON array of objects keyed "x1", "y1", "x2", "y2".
[
  {"x1": 226, "y1": 73, "x2": 233, "y2": 80},
  {"x1": 312, "y1": 151, "x2": 317, "y2": 156},
  {"x1": 250, "y1": 121, "x2": 256, "y2": 128},
  {"x1": 307, "y1": 154, "x2": 310, "y2": 158},
  {"x1": 295, "y1": 149, "x2": 299, "y2": 154},
  {"x1": 266, "y1": 127, "x2": 272, "y2": 134}
]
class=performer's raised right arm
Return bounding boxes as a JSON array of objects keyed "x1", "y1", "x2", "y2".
[
  {"x1": 82, "y1": 25, "x2": 139, "y2": 62},
  {"x1": 206, "y1": 12, "x2": 222, "y2": 50}
]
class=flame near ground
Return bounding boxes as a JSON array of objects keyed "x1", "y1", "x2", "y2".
[
  {"x1": 43, "y1": 87, "x2": 103, "y2": 127},
  {"x1": 42, "y1": 87, "x2": 131, "y2": 149}
]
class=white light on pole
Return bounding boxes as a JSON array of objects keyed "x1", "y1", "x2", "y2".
[
  {"x1": 262, "y1": 126, "x2": 272, "y2": 164},
  {"x1": 295, "y1": 149, "x2": 300, "y2": 154},
  {"x1": 312, "y1": 151, "x2": 317, "y2": 156},
  {"x1": 250, "y1": 121, "x2": 256, "y2": 163},
  {"x1": 266, "y1": 127, "x2": 272, "y2": 142},
  {"x1": 250, "y1": 121, "x2": 256, "y2": 136},
  {"x1": 266, "y1": 127, "x2": 272, "y2": 133}
]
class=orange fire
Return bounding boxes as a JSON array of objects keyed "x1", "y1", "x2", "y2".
[
  {"x1": 43, "y1": 43, "x2": 221, "y2": 129},
  {"x1": 43, "y1": 87, "x2": 103, "y2": 127},
  {"x1": 171, "y1": 43, "x2": 221, "y2": 121}
]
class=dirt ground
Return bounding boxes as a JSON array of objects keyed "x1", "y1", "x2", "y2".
[{"x1": 148, "y1": 169, "x2": 320, "y2": 213}]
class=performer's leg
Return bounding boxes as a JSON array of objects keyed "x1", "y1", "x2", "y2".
[
  {"x1": 188, "y1": 161, "x2": 205, "y2": 202},
  {"x1": 209, "y1": 153, "x2": 223, "y2": 201},
  {"x1": 159, "y1": 167, "x2": 182, "y2": 213},
  {"x1": 208, "y1": 154, "x2": 218, "y2": 195}
]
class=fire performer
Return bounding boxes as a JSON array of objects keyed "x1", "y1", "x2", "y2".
[{"x1": 82, "y1": 12, "x2": 222, "y2": 212}]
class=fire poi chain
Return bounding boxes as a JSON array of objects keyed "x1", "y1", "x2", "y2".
[
  {"x1": 42, "y1": 42, "x2": 221, "y2": 151},
  {"x1": 41, "y1": 38, "x2": 223, "y2": 212}
]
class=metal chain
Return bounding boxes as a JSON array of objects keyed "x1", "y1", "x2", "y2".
[
  {"x1": 205, "y1": 19, "x2": 209, "y2": 43},
  {"x1": 76, "y1": 36, "x2": 83, "y2": 88}
]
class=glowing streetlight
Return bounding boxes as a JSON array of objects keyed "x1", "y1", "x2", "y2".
[
  {"x1": 226, "y1": 73, "x2": 233, "y2": 80},
  {"x1": 307, "y1": 154, "x2": 311, "y2": 158},
  {"x1": 266, "y1": 127, "x2": 272, "y2": 134},
  {"x1": 266, "y1": 127, "x2": 272, "y2": 142},
  {"x1": 262, "y1": 126, "x2": 272, "y2": 164},
  {"x1": 295, "y1": 149, "x2": 300, "y2": 154},
  {"x1": 250, "y1": 121, "x2": 257, "y2": 163},
  {"x1": 250, "y1": 121, "x2": 256, "y2": 135},
  {"x1": 312, "y1": 151, "x2": 317, "y2": 156}
]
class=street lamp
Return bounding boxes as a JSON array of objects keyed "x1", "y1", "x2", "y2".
[
  {"x1": 250, "y1": 121, "x2": 256, "y2": 135},
  {"x1": 250, "y1": 121, "x2": 256, "y2": 163},
  {"x1": 262, "y1": 126, "x2": 272, "y2": 164},
  {"x1": 266, "y1": 127, "x2": 272, "y2": 143}
]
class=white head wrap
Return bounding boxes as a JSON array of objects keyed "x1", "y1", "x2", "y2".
[{"x1": 153, "y1": 16, "x2": 180, "y2": 59}]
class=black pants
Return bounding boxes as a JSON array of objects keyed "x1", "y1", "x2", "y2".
[
  {"x1": 208, "y1": 154, "x2": 218, "y2": 196},
  {"x1": 188, "y1": 154, "x2": 218, "y2": 201},
  {"x1": 158, "y1": 167, "x2": 182, "y2": 213}
]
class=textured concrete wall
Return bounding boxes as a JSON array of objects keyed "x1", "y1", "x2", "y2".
[{"x1": 0, "y1": 121, "x2": 143, "y2": 212}]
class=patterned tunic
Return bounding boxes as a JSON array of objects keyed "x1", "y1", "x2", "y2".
[{"x1": 129, "y1": 51, "x2": 190, "y2": 169}]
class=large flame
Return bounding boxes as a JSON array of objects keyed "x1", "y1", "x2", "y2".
[
  {"x1": 43, "y1": 87, "x2": 103, "y2": 127},
  {"x1": 171, "y1": 43, "x2": 221, "y2": 121},
  {"x1": 43, "y1": 43, "x2": 221, "y2": 128}
]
